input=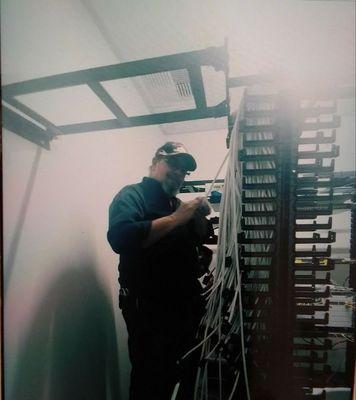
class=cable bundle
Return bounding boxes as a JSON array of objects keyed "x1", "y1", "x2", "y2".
[{"x1": 189, "y1": 100, "x2": 250, "y2": 400}]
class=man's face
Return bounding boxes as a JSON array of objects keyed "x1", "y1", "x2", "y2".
[{"x1": 152, "y1": 157, "x2": 190, "y2": 197}]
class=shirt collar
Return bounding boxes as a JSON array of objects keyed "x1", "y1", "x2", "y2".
[
  {"x1": 142, "y1": 176, "x2": 165, "y2": 193},
  {"x1": 142, "y1": 176, "x2": 177, "y2": 201}
]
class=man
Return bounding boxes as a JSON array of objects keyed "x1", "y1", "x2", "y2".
[{"x1": 107, "y1": 142, "x2": 213, "y2": 400}]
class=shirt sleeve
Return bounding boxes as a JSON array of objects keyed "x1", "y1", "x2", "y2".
[{"x1": 107, "y1": 186, "x2": 151, "y2": 254}]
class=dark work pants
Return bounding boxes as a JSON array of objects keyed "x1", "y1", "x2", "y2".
[{"x1": 121, "y1": 294, "x2": 203, "y2": 400}]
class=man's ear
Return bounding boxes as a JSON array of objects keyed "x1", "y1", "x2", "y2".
[
  {"x1": 150, "y1": 157, "x2": 162, "y2": 176},
  {"x1": 150, "y1": 157, "x2": 158, "y2": 169}
]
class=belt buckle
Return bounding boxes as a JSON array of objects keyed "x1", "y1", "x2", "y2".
[{"x1": 119, "y1": 288, "x2": 129, "y2": 297}]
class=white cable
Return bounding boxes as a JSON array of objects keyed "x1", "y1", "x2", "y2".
[
  {"x1": 205, "y1": 151, "x2": 230, "y2": 198},
  {"x1": 181, "y1": 325, "x2": 219, "y2": 361},
  {"x1": 170, "y1": 382, "x2": 180, "y2": 400},
  {"x1": 192, "y1": 96, "x2": 251, "y2": 400}
]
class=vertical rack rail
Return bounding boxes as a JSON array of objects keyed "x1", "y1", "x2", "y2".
[
  {"x1": 291, "y1": 95, "x2": 339, "y2": 399},
  {"x1": 238, "y1": 86, "x2": 350, "y2": 399}
]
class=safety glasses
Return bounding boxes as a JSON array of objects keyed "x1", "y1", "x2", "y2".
[{"x1": 163, "y1": 157, "x2": 191, "y2": 176}]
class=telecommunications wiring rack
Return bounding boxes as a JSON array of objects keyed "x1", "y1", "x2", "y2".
[{"x1": 3, "y1": 45, "x2": 355, "y2": 400}]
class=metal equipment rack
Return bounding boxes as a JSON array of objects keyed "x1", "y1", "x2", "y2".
[{"x1": 238, "y1": 87, "x2": 355, "y2": 400}]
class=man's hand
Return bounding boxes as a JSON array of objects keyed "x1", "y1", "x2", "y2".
[
  {"x1": 143, "y1": 197, "x2": 210, "y2": 248},
  {"x1": 172, "y1": 197, "x2": 208, "y2": 226},
  {"x1": 195, "y1": 197, "x2": 211, "y2": 217}
]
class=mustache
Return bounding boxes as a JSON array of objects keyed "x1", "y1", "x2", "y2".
[{"x1": 167, "y1": 171, "x2": 184, "y2": 182}]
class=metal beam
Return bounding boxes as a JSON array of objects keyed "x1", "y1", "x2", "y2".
[
  {"x1": 2, "y1": 96, "x2": 61, "y2": 138},
  {"x1": 188, "y1": 65, "x2": 207, "y2": 109},
  {"x1": 3, "y1": 46, "x2": 227, "y2": 97},
  {"x1": 183, "y1": 179, "x2": 225, "y2": 186},
  {"x1": 87, "y1": 81, "x2": 127, "y2": 120},
  {"x1": 229, "y1": 73, "x2": 279, "y2": 88},
  {"x1": 3, "y1": 106, "x2": 51, "y2": 149},
  {"x1": 57, "y1": 101, "x2": 228, "y2": 134}
]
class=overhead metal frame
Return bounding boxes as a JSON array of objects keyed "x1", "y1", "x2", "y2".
[
  {"x1": 3, "y1": 43, "x2": 355, "y2": 150},
  {"x1": 2, "y1": 46, "x2": 229, "y2": 149}
]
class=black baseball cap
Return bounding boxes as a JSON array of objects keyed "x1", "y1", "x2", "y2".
[{"x1": 155, "y1": 142, "x2": 197, "y2": 171}]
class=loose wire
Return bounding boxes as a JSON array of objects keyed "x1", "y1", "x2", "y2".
[{"x1": 187, "y1": 97, "x2": 251, "y2": 400}]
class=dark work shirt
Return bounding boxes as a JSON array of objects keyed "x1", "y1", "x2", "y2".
[{"x1": 107, "y1": 177, "x2": 205, "y2": 300}]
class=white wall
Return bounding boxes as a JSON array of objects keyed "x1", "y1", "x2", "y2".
[
  {"x1": 3, "y1": 126, "x2": 166, "y2": 399},
  {"x1": 1, "y1": 1, "x2": 166, "y2": 399},
  {"x1": 3, "y1": 124, "x2": 225, "y2": 400}
]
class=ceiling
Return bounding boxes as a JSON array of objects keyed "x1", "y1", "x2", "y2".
[
  {"x1": 1, "y1": 0, "x2": 355, "y2": 137},
  {"x1": 81, "y1": 0, "x2": 355, "y2": 84}
]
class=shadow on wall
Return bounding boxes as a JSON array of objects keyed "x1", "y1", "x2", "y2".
[
  {"x1": 4, "y1": 146, "x2": 42, "y2": 295},
  {"x1": 9, "y1": 264, "x2": 120, "y2": 400}
]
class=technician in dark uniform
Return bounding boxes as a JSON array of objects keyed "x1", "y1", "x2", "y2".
[{"x1": 107, "y1": 142, "x2": 212, "y2": 400}]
